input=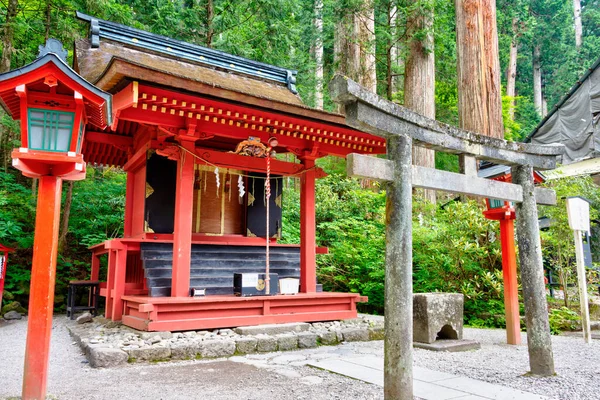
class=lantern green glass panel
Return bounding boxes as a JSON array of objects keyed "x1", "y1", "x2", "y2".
[
  {"x1": 27, "y1": 108, "x2": 75, "y2": 152},
  {"x1": 488, "y1": 198, "x2": 504, "y2": 209}
]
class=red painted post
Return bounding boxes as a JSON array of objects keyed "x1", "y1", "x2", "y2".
[
  {"x1": 300, "y1": 157, "x2": 317, "y2": 293},
  {"x1": 123, "y1": 171, "x2": 135, "y2": 237},
  {"x1": 171, "y1": 141, "x2": 196, "y2": 297},
  {"x1": 90, "y1": 253, "x2": 100, "y2": 281},
  {"x1": 104, "y1": 250, "x2": 116, "y2": 319},
  {"x1": 22, "y1": 175, "x2": 62, "y2": 400},
  {"x1": 500, "y1": 218, "x2": 521, "y2": 345},
  {"x1": 111, "y1": 245, "x2": 128, "y2": 320}
]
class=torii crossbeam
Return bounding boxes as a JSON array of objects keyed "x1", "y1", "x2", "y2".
[{"x1": 330, "y1": 75, "x2": 564, "y2": 400}]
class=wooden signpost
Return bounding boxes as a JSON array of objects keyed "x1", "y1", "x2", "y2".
[
  {"x1": 330, "y1": 75, "x2": 564, "y2": 399},
  {"x1": 566, "y1": 196, "x2": 592, "y2": 343}
]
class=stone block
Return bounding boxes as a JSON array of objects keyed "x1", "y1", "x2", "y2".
[
  {"x1": 3, "y1": 310, "x2": 22, "y2": 320},
  {"x1": 368, "y1": 327, "x2": 385, "y2": 341},
  {"x1": 140, "y1": 331, "x2": 172, "y2": 340},
  {"x1": 317, "y1": 331, "x2": 338, "y2": 346},
  {"x1": 127, "y1": 346, "x2": 171, "y2": 362},
  {"x1": 76, "y1": 312, "x2": 93, "y2": 324},
  {"x1": 297, "y1": 332, "x2": 317, "y2": 348},
  {"x1": 234, "y1": 322, "x2": 310, "y2": 336},
  {"x1": 170, "y1": 343, "x2": 199, "y2": 360},
  {"x1": 88, "y1": 347, "x2": 128, "y2": 368},
  {"x1": 413, "y1": 339, "x2": 480, "y2": 352},
  {"x1": 341, "y1": 328, "x2": 370, "y2": 342},
  {"x1": 277, "y1": 334, "x2": 298, "y2": 351},
  {"x1": 413, "y1": 293, "x2": 464, "y2": 344},
  {"x1": 235, "y1": 337, "x2": 258, "y2": 354},
  {"x1": 199, "y1": 339, "x2": 236, "y2": 358},
  {"x1": 256, "y1": 335, "x2": 278, "y2": 352}
]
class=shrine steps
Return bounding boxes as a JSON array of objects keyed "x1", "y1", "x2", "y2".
[
  {"x1": 140, "y1": 243, "x2": 300, "y2": 297},
  {"x1": 121, "y1": 292, "x2": 366, "y2": 332}
]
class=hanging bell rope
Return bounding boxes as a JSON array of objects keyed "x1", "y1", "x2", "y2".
[{"x1": 264, "y1": 137, "x2": 278, "y2": 295}]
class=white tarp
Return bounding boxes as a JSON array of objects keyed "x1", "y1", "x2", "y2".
[{"x1": 530, "y1": 64, "x2": 600, "y2": 164}]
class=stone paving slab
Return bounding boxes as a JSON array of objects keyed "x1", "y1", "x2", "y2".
[
  {"x1": 414, "y1": 339, "x2": 481, "y2": 352},
  {"x1": 307, "y1": 356, "x2": 550, "y2": 400}
]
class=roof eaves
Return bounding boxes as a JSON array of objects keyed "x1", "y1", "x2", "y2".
[
  {"x1": 0, "y1": 52, "x2": 112, "y2": 128},
  {"x1": 525, "y1": 56, "x2": 600, "y2": 143},
  {"x1": 76, "y1": 11, "x2": 299, "y2": 95}
]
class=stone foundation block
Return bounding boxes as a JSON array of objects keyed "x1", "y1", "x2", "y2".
[
  {"x1": 368, "y1": 327, "x2": 385, "y2": 341},
  {"x1": 199, "y1": 339, "x2": 236, "y2": 358},
  {"x1": 256, "y1": 335, "x2": 278, "y2": 352},
  {"x1": 88, "y1": 347, "x2": 128, "y2": 368},
  {"x1": 297, "y1": 332, "x2": 317, "y2": 348},
  {"x1": 277, "y1": 334, "x2": 298, "y2": 351},
  {"x1": 126, "y1": 346, "x2": 171, "y2": 362},
  {"x1": 170, "y1": 343, "x2": 199, "y2": 360},
  {"x1": 317, "y1": 331, "x2": 338, "y2": 345},
  {"x1": 341, "y1": 328, "x2": 370, "y2": 342},
  {"x1": 413, "y1": 293, "x2": 464, "y2": 344},
  {"x1": 235, "y1": 337, "x2": 258, "y2": 354},
  {"x1": 234, "y1": 323, "x2": 310, "y2": 336}
]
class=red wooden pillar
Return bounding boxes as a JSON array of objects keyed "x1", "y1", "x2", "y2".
[
  {"x1": 104, "y1": 250, "x2": 116, "y2": 319},
  {"x1": 90, "y1": 253, "x2": 100, "y2": 281},
  {"x1": 111, "y1": 244, "x2": 128, "y2": 320},
  {"x1": 171, "y1": 141, "x2": 196, "y2": 297},
  {"x1": 300, "y1": 157, "x2": 317, "y2": 293},
  {"x1": 0, "y1": 250, "x2": 10, "y2": 305},
  {"x1": 500, "y1": 218, "x2": 521, "y2": 345},
  {"x1": 22, "y1": 175, "x2": 62, "y2": 400},
  {"x1": 123, "y1": 170, "x2": 135, "y2": 237}
]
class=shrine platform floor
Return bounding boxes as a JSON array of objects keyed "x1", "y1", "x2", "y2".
[{"x1": 121, "y1": 292, "x2": 367, "y2": 332}]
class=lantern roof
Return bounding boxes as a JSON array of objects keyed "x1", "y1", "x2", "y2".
[{"x1": 0, "y1": 39, "x2": 112, "y2": 129}]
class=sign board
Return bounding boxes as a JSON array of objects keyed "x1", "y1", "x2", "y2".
[
  {"x1": 0, "y1": 255, "x2": 4, "y2": 277},
  {"x1": 566, "y1": 197, "x2": 591, "y2": 233}
]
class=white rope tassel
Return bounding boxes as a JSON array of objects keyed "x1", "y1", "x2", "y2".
[
  {"x1": 215, "y1": 167, "x2": 220, "y2": 197},
  {"x1": 238, "y1": 175, "x2": 245, "y2": 198}
]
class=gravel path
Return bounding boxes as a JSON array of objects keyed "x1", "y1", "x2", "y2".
[
  {"x1": 0, "y1": 317, "x2": 383, "y2": 400},
  {"x1": 414, "y1": 328, "x2": 600, "y2": 400},
  {"x1": 1, "y1": 317, "x2": 599, "y2": 400}
]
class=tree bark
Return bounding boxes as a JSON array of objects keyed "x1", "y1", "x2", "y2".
[
  {"x1": 405, "y1": 0, "x2": 436, "y2": 203},
  {"x1": 506, "y1": 17, "x2": 518, "y2": 122},
  {"x1": 533, "y1": 44, "x2": 542, "y2": 116},
  {"x1": 334, "y1": 8, "x2": 360, "y2": 113},
  {"x1": 206, "y1": 0, "x2": 214, "y2": 48},
  {"x1": 314, "y1": 0, "x2": 324, "y2": 109},
  {"x1": 455, "y1": 0, "x2": 504, "y2": 139},
  {"x1": 573, "y1": 0, "x2": 582, "y2": 49},
  {"x1": 1, "y1": 0, "x2": 18, "y2": 73},
  {"x1": 44, "y1": 0, "x2": 52, "y2": 41},
  {"x1": 58, "y1": 180, "x2": 74, "y2": 252},
  {"x1": 357, "y1": 1, "x2": 376, "y2": 93}
]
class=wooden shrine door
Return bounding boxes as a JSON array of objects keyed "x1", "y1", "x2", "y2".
[{"x1": 246, "y1": 173, "x2": 282, "y2": 238}]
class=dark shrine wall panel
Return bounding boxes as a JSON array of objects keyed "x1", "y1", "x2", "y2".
[{"x1": 145, "y1": 153, "x2": 177, "y2": 234}]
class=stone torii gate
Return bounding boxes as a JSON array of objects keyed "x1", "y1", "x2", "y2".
[{"x1": 330, "y1": 76, "x2": 564, "y2": 399}]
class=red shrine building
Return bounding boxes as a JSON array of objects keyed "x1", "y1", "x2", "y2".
[{"x1": 4, "y1": 13, "x2": 388, "y2": 332}]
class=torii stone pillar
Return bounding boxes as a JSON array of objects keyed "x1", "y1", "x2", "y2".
[
  {"x1": 384, "y1": 134, "x2": 414, "y2": 399},
  {"x1": 512, "y1": 165, "x2": 555, "y2": 375}
]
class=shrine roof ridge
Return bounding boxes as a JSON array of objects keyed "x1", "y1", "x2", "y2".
[{"x1": 76, "y1": 12, "x2": 298, "y2": 94}]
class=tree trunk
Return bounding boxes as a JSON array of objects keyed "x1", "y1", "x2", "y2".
[
  {"x1": 206, "y1": 0, "x2": 214, "y2": 48},
  {"x1": 44, "y1": 0, "x2": 52, "y2": 41},
  {"x1": 455, "y1": 0, "x2": 504, "y2": 139},
  {"x1": 533, "y1": 44, "x2": 542, "y2": 116},
  {"x1": 506, "y1": 17, "x2": 518, "y2": 122},
  {"x1": 482, "y1": 0, "x2": 504, "y2": 139},
  {"x1": 405, "y1": 0, "x2": 436, "y2": 203},
  {"x1": 58, "y1": 180, "x2": 74, "y2": 252},
  {"x1": 357, "y1": 1, "x2": 376, "y2": 93},
  {"x1": 334, "y1": 9, "x2": 360, "y2": 113},
  {"x1": 573, "y1": 0, "x2": 582, "y2": 49},
  {"x1": 1, "y1": 0, "x2": 18, "y2": 73},
  {"x1": 314, "y1": 0, "x2": 324, "y2": 109}
]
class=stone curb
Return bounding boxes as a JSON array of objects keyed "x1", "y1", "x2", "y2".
[{"x1": 66, "y1": 317, "x2": 384, "y2": 368}]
